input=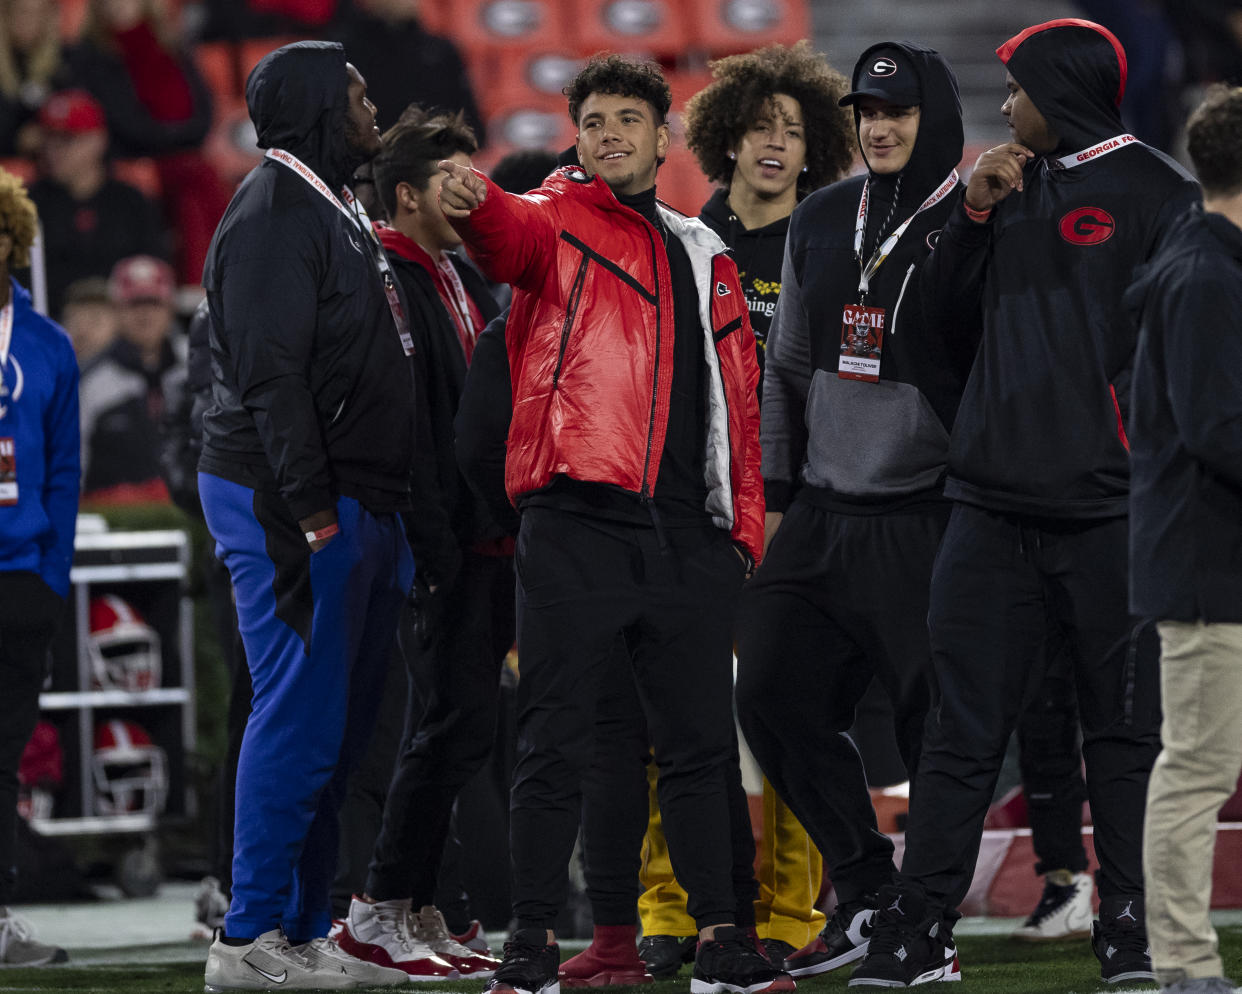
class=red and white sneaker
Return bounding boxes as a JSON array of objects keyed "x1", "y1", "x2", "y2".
[
  {"x1": 413, "y1": 905, "x2": 502, "y2": 978},
  {"x1": 453, "y1": 918, "x2": 494, "y2": 957},
  {"x1": 334, "y1": 896, "x2": 460, "y2": 981}
]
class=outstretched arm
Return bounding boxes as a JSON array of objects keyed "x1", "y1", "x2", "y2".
[{"x1": 440, "y1": 159, "x2": 557, "y2": 292}]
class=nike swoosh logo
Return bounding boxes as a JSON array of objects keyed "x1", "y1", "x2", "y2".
[
  {"x1": 248, "y1": 964, "x2": 288, "y2": 984},
  {"x1": 859, "y1": 919, "x2": 874, "y2": 939}
]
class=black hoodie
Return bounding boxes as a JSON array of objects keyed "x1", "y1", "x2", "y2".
[
  {"x1": 199, "y1": 41, "x2": 418, "y2": 521},
  {"x1": 924, "y1": 19, "x2": 1200, "y2": 519},
  {"x1": 761, "y1": 41, "x2": 973, "y2": 513},
  {"x1": 699, "y1": 187, "x2": 788, "y2": 387},
  {"x1": 1125, "y1": 204, "x2": 1242, "y2": 622}
]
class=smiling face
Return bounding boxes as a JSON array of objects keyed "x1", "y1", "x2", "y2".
[
  {"x1": 729, "y1": 93, "x2": 806, "y2": 207},
  {"x1": 344, "y1": 63, "x2": 383, "y2": 161},
  {"x1": 859, "y1": 96, "x2": 919, "y2": 175},
  {"x1": 1002, "y1": 71, "x2": 1058, "y2": 154},
  {"x1": 575, "y1": 91, "x2": 669, "y2": 197},
  {"x1": 857, "y1": 97, "x2": 920, "y2": 175}
]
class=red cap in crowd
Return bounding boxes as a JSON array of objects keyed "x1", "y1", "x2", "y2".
[
  {"x1": 109, "y1": 255, "x2": 176, "y2": 305},
  {"x1": 39, "y1": 90, "x2": 107, "y2": 135}
]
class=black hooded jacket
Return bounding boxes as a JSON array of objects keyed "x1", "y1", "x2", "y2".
[
  {"x1": 761, "y1": 41, "x2": 974, "y2": 513},
  {"x1": 1125, "y1": 204, "x2": 1242, "y2": 622},
  {"x1": 699, "y1": 187, "x2": 788, "y2": 387},
  {"x1": 924, "y1": 19, "x2": 1200, "y2": 519},
  {"x1": 199, "y1": 41, "x2": 418, "y2": 520}
]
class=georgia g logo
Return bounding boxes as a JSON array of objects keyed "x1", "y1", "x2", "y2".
[
  {"x1": 869, "y1": 57, "x2": 898, "y2": 78},
  {"x1": 1059, "y1": 206, "x2": 1115, "y2": 246}
]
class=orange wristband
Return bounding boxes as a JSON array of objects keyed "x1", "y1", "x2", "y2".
[
  {"x1": 304, "y1": 522, "x2": 340, "y2": 544},
  {"x1": 963, "y1": 201, "x2": 993, "y2": 223}
]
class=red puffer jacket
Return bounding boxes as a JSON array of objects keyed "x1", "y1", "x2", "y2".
[{"x1": 455, "y1": 166, "x2": 765, "y2": 563}]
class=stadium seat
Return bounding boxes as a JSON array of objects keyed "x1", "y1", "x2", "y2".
[
  {"x1": 194, "y1": 42, "x2": 244, "y2": 108},
  {"x1": 665, "y1": 69, "x2": 713, "y2": 118},
  {"x1": 476, "y1": 47, "x2": 586, "y2": 117},
  {"x1": 239, "y1": 37, "x2": 303, "y2": 84},
  {"x1": 483, "y1": 100, "x2": 576, "y2": 157},
  {"x1": 684, "y1": 0, "x2": 810, "y2": 54},
  {"x1": 450, "y1": 0, "x2": 567, "y2": 56},
  {"x1": 655, "y1": 145, "x2": 714, "y2": 218},
  {"x1": 574, "y1": 0, "x2": 688, "y2": 57}
]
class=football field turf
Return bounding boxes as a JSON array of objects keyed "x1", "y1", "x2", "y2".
[{"x1": 1, "y1": 925, "x2": 1239, "y2": 994}]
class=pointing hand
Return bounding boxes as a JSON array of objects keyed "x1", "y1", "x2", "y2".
[{"x1": 438, "y1": 159, "x2": 486, "y2": 217}]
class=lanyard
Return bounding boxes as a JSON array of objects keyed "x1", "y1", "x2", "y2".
[
  {"x1": 265, "y1": 149, "x2": 414, "y2": 354},
  {"x1": 436, "y1": 255, "x2": 476, "y2": 354},
  {"x1": 854, "y1": 169, "x2": 958, "y2": 298},
  {"x1": 1056, "y1": 133, "x2": 1138, "y2": 170}
]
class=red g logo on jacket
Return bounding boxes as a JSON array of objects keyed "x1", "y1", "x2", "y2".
[{"x1": 1059, "y1": 206, "x2": 1115, "y2": 245}]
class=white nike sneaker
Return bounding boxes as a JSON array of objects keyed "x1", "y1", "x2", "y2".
[
  {"x1": 334, "y1": 896, "x2": 459, "y2": 981},
  {"x1": 1013, "y1": 872, "x2": 1093, "y2": 941},
  {"x1": 0, "y1": 906, "x2": 68, "y2": 966},
  {"x1": 295, "y1": 936, "x2": 410, "y2": 987},
  {"x1": 204, "y1": 928, "x2": 357, "y2": 991}
]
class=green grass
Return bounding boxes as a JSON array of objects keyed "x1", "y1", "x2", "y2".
[{"x1": 2, "y1": 928, "x2": 1240, "y2": 994}]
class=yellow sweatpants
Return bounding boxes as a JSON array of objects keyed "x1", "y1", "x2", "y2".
[{"x1": 638, "y1": 765, "x2": 825, "y2": 946}]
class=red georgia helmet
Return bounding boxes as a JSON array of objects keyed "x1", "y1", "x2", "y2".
[
  {"x1": 92, "y1": 719, "x2": 168, "y2": 816},
  {"x1": 88, "y1": 594, "x2": 162, "y2": 692}
]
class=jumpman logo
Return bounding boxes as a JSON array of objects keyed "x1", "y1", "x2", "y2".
[
  {"x1": 887, "y1": 895, "x2": 905, "y2": 916},
  {"x1": 1117, "y1": 900, "x2": 1137, "y2": 923}
]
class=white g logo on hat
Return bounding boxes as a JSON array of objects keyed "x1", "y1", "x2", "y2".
[{"x1": 870, "y1": 57, "x2": 898, "y2": 77}]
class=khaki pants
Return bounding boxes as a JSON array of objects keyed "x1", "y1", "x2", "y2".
[{"x1": 1144, "y1": 620, "x2": 1242, "y2": 983}]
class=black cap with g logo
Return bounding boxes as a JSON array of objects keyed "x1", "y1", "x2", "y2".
[{"x1": 839, "y1": 45, "x2": 922, "y2": 107}]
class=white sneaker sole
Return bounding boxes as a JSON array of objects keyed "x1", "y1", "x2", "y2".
[
  {"x1": 488, "y1": 981, "x2": 560, "y2": 994},
  {"x1": 787, "y1": 941, "x2": 869, "y2": 977},
  {"x1": 848, "y1": 951, "x2": 961, "y2": 987},
  {"x1": 690, "y1": 978, "x2": 796, "y2": 994},
  {"x1": 1102, "y1": 969, "x2": 1157, "y2": 985}
]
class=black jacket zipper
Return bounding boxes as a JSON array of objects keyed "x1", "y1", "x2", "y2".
[{"x1": 552, "y1": 256, "x2": 589, "y2": 389}]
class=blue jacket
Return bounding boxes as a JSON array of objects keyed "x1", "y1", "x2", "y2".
[{"x1": 0, "y1": 278, "x2": 79, "y2": 596}]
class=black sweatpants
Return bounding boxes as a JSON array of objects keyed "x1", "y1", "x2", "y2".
[
  {"x1": 366, "y1": 550, "x2": 516, "y2": 905},
  {"x1": 735, "y1": 498, "x2": 945, "y2": 905},
  {"x1": 511, "y1": 506, "x2": 745, "y2": 930},
  {"x1": 580, "y1": 639, "x2": 758, "y2": 927},
  {"x1": 1018, "y1": 642, "x2": 1088, "y2": 876},
  {"x1": 900, "y1": 503, "x2": 1161, "y2": 912},
  {"x1": 0, "y1": 572, "x2": 64, "y2": 905}
]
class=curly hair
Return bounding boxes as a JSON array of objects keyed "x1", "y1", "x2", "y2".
[
  {"x1": 372, "y1": 105, "x2": 478, "y2": 219},
  {"x1": 1187, "y1": 84, "x2": 1242, "y2": 198},
  {"x1": 683, "y1": 41, "x2": 855, "y2": 199},
  {"x1": 0, "y1": 167, "x2": 38, "y2": 269},
  {"x1": 564, "y1": 54, "x2": 671, "y2": 127}
]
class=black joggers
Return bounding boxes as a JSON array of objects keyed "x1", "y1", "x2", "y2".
[
  {"x1": 509, "y1": 506, "x2": 746, "y2": 931},
  {"x1": 900, "y1": 503, "x2": 1161, "y2": 912},
  {"x1": 735, "y1": 496, "x2": 946, "y2": 906}
]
